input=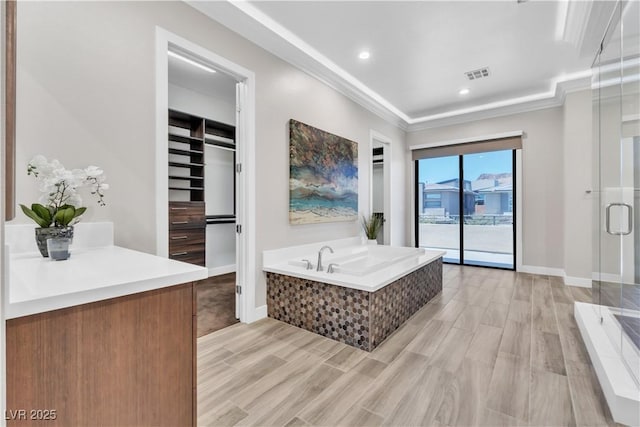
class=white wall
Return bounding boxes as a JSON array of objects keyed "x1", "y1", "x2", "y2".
[
  {"x1": 563, "y1": 90, "x2": 593, "y2": 285},
  {"x1": 168, "y1": 83, "x2": 235, "y2": 126},
  {"x1": 11, "y1": 1, "x2": 407, "y2": 309},
  {"x1": 407, "y1": 107, "x2": 566, "y2": 271},
  {"x1": 206, "y1": 223, "x2": 235, "y2": 272}
]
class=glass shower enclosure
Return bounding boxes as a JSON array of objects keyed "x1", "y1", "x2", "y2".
[{"x1": 579, "y1": 1, "x2": 640, "y2": 425}]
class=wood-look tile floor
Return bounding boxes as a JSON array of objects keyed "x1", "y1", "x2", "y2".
[
  {"x1": 197, "y1": 265, "x2": 617, "y2": 427},
  {"x1": 197, "y1": 273, "x2": 239, "y2": 337}
]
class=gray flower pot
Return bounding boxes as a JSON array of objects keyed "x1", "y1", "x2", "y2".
[{"x1": 35, "y1": 226, "x2": 74, "y2": 257}]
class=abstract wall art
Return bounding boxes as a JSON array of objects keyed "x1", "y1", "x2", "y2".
[{"x1": 289, "y1": 119, "x2": 358, "y2": 224}]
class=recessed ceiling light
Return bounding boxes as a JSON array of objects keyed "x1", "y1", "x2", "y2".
[
  {"x1": 168, "y1": 51, "x2": 217, "y2": 73},
  {"x1": 459, "y1": 88, "x2": 470, "y2": 95},
  {"x1": 358, "y1": 51, "x2": 371, "y2": 60}
]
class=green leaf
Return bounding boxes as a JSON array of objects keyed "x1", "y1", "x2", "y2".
[
  {"x1": 361, "y1": 214, "x2": 383, "y2": 239},
  {"x1": 31, "y1": 203, "x2": 51, "y2": 224},
  {"x1": 54, "y1": 207, "x2": 76, "y2": 227},
  {"x1": 73, "y1": 207, "x2": 87, "y2": 218},
  {"x1": 20, "y1": 204, "x2": 51, "y2": 228}
]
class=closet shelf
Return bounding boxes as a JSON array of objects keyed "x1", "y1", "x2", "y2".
[
  {"x1": 169, "y1": 175, "x2": 204, "y2": 181},
  {"x1": 168, "y1": 133, "x2": 202, "y2": 145},
  {"x1": 168, "y1": 110, "x2": 202, "y2": 130},
  {"x1": 205, "y1": 133, "x2": 235, "y2": 143},
  {"x1": 205, "y1": 139, "x2": 236, "y2": 150},
  {"x1": 169, "y1": 147, "x2": 204, "y2": 156},
  {"x1": 204, "y1": 119, "x2": 235, "y2": 139},
  {"x1": 169, "y1": 161, "x2": 204, "y2": 168},
  {"x1": 169, "y1": 186, "x2": 205, "y2": 191}
]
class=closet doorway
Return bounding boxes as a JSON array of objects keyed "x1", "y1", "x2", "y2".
[
  {"x1": 414, "y1": 141, "x2": 519, "y2": 270},
  {"x1": 167, "y1": 50, "x2": 239, "y2": 335},
  {"x1": 370, "y1": 131, "x2": 392, "y2": 245},
  {"x1": 156, "y1": 29, "x2": 257, "y2": 330}
]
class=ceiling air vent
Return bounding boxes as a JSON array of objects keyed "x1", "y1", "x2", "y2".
[{"x1": 465, "y1": 67, "x2": 490, "y2": 80}]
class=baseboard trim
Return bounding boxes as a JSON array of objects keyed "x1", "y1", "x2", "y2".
[
  {"x1": 248, "y1": 305, "x2": 267, "y2": 323},
  {"x1": 593, "y1": 272, "x2": 624, "y2": 283},
  {"x1": 519, "y1": 265, "x2": 592, "y2": 288},
  {"x1": 208, "y1": 264, "x2": 236, "y2": 277},
  {"x1": 564, "y1": 275, "x2": 592, "y2": 288},
  {"x1": 519, "y1": 265, "x2": 565, "y2": 277}
]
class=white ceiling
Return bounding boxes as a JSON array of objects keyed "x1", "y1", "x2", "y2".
[
  {"x1": 188, "y1": 1, "x2": 618, "y2": 129},
  {"x1": 251, "y1": 1, "x2": 590, "y2": 117},
  {"x1": 168, "y1": 53, "x2": 237, "y2": 103}
]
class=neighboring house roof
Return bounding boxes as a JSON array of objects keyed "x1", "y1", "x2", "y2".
[
  {"x1": 478, "y1": 183, "x2": 513, "y2": 193},
  {"x1": 423, "y1": 183, "x2": 459, "y2": 191},
  {"x1": 471, "y1": 178, "x2": 497, "y2": 191},
  {"x1": 422, "y1": 176, "x2": 512, "y2": 194},
  {"x1": 423, "y1": 183, "x2": 475, "y2": 195}
]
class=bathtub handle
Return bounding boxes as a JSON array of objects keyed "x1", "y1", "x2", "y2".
[
  {"x1": 327, "y1": 263, "x2": 339, "y2": 274},
  {"x1": 301, "y1": 259, "x2": 313, "y2": 270}
]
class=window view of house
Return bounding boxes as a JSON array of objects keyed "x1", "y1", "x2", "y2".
[{"x1": 416, "y1": 150, "x2": 514, "y2": 269}]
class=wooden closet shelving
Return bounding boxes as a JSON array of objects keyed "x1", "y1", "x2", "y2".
[{"x1": 167, "y1": 109, "x2": 236, "y2": 267}]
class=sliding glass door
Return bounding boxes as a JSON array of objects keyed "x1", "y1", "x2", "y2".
[
  {"x1": 416, "y1": 149, "x2": 515, "y2": 269},
  {"x1": 462, "y1": 151, "x2": 515, "y2": 268},
  {"x1": 416, "y1": 155, "x2": 461, "y2": 263}
]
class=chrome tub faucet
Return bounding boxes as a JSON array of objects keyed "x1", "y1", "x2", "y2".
[{"x1": 316, "y1": 245, "x2": 334, "y2": 272}]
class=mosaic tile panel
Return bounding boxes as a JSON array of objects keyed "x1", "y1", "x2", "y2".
[
  {"x1": 266, "y1": 258, "x2": 442, "y2": 351},
  {"x1": 266, "y1": 273, "x2": 371, "y2": 350},
  {"x1": 370, "y1": 258, "x2": 442, "y2": 347}
]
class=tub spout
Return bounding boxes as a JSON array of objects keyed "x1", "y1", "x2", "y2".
[{"x1": 316, "y1": 245, "x2": 334, "y2": 272}]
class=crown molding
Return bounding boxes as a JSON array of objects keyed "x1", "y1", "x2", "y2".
[
  {"x1": 187, "y1": 0, "x2": 594, "y2": 133},
  {"x1": 406, "y1": 72, "x2": 591, "y2": 132},
  {"x1": 186, "y1": 0, "x2": 409, "y2": 130}
]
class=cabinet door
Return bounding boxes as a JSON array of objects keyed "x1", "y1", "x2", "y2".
[
  {"x1": 169, "y1": 201, "x2": 205, "y2": 229},
  {"x1": 6, "y1": 283, "x2": 195, "y2": 426}
]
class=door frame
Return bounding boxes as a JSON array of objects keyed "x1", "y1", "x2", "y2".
[
  {"x1": 154, "y1": 27, "x2": 257, "y2": 323},
  {"x1": 413, "y1": 147, "x2": 522, "y2": 271},
  {"x1": 369, "y1": 130, "x2": 392, "y2": 245}
]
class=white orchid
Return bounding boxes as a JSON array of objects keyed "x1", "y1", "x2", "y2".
[{"x1": 21, "y1": 155, "x2": 108, "y2": 228}]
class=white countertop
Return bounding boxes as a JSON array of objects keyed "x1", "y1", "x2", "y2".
[{"x1": 6, "y1": 245, "x2": 208, "y2": 319}]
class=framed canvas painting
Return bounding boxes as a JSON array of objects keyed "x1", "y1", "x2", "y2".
[{"x1": 289, "y1": 119, "x2": 358, "y2": 224}]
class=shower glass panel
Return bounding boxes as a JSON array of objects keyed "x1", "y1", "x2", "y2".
[
  {"x1": 416, "y1": 156, "x2": 461, "y2": 263},
  {"x1": 592, "y1": 0, "x2": 640, "y2": 386},
  {"x1": 619, "y1": 0, "x2": 640, "y2": 384}
]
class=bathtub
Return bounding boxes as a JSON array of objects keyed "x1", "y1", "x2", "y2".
[
  {"x1": 327, "y1": 245, "x2": 425, "y2": 276},
  {"x1": 288, "y1": 245, "x2": 427, "y2": 277},
  {"x1": 265, "y1": 238, "x2": 443, "y2": 292},
  {"x1": 263, "y1": 238, "x2": 445, "y2": 351}
]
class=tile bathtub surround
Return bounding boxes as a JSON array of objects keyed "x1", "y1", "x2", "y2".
[
  {"x1": 266, "y1": 272, "x2": 371, "y2": 350},
  {"x1": 266, "y1": 259, "x2": 442, "y2": 351},
  {"x1": 370, "y1": 259, "x2": 442, "y2": 347}
]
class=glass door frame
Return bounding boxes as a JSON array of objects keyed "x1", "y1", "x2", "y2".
[{"x1": 414, "y1": 149, "x2": 517, "y2": 271}]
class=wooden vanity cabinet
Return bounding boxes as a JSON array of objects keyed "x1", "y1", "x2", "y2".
[{"x1": 6, "y1": 282, "x2": 196, "y2": 427}]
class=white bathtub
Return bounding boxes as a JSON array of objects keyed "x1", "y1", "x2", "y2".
[
  {"x1": 264, "y1": 238, "x2": 445, "y2": 292},
  {"x1": 314, "y1": 245, "x2": 424, "y2": 276}
]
